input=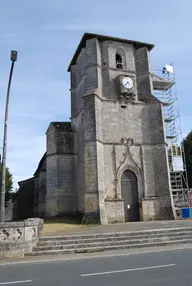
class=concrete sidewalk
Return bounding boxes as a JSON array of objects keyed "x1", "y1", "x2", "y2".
[{"x1": 41, "y1": 220, "x2": 192, "y2": 237}]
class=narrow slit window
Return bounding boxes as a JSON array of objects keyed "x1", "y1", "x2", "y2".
[{"x1": 116, "y1": 54, "x2": 123, "y2": 69}]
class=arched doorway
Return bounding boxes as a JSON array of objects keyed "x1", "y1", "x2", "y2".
[{"x1": 121, "y1": 169, "x2": 140, "y2": 222}]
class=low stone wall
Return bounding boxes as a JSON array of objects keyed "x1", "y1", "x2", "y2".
[{"x1": 0, "y1": 218, "x2": 43, "y2": 259}]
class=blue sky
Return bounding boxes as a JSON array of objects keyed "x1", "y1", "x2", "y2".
[{"x1": 0, "y1": 0, "x2": 192, "y2": 188}]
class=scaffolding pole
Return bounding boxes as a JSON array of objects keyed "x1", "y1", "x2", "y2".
[{"x1": 151, "y1": 64, "x2": 189, "y2": 218}]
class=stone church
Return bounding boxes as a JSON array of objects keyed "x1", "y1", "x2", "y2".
[{"x1": 15, "y1": 33, "x2": 174, "y2": 224}]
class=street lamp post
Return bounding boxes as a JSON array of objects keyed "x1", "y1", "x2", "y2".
[{"x1": 0, "y1": 50, "x2": 17, "y2": 223}]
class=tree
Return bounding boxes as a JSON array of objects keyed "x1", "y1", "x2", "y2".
[
  {"x1": 0, "y1": 164, "x2": 13, "y2": 207},
  {"x1": 183, "y1": 130, "x2": 192, "y2": 188}
]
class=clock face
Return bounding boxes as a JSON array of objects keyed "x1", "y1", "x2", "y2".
[{"x1": 122, "y1": 77, "x2": 133, "y2": 89}]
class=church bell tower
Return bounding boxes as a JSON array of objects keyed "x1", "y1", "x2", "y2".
[{"x1": 68, "y1": 33, "x2": 173, "y2": 224}]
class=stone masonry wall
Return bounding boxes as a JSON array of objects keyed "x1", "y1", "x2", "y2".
[
  {"x1": 101, "y1": 40, "x2": 136, "y2": 100},
  {"x1": 70, "y1": 40, "x2": 102, "y2": 215},
  {"x1": 45, "y1": 155, "x2": 58, "y2": 216},
  {"x1": 56, "y1": 154, "x2": 77, "y2": 214},
  {"x1": 135, "y1": 46, "x2": 156, "y2": 103},
  {"x1": 36, "y1": 170, "x2": 46, "y2": 217},
  {"x1": 46, "y1": 153, "x2": 76, "y2": 216},
  {"x1": 100, "y1": 99, "x2": 172, "y2": 219},
  {"x1": 0, "y1": 218, "x2": 43, "y2": 259},
  {"x1": 46, "y1": 122, "x2": 76, "y2": 217},
  {"x1": 83, "y1": 94, "x2": 100, "y2": 222},
  {"x1": 72, "y1": 114, "x2": 85, "y2": 213}
]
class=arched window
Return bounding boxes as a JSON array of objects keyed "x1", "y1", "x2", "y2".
[{"x1": 116, "y1": 53, "x2": 123, "y2": 69}]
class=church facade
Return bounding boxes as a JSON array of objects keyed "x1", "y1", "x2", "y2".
[{"x1": 16, "y1": 33, "x2": 174, "y2": 224}]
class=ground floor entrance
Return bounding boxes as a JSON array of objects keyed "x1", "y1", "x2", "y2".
[{"x1": 121, "y1": 169, "x2": 140, "y2": 222}]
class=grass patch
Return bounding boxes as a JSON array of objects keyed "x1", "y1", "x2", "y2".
[
  {"x1": 44, "y1": 216, "x2": 82, "y2": 225},
  {"x1": 42, "y1": 223, "x2": 87, "y2": 237},
  {"x1": 41, "y1": 214, "x2": 96, "y2": 236}
]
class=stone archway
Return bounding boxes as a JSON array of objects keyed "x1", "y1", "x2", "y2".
[{"x1": 121, "y1": 169, "x2": 140, "y2": 222}]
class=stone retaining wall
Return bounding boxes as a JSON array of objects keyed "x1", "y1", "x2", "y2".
[{"x1": 0, "y1": 218, "x2": 43, "y2": 259}]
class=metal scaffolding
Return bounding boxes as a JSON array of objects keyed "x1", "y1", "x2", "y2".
[{"x1": 151, "y1": 64, "x2": 189, "y2": 218}]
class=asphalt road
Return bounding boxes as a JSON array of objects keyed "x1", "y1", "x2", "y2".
[{"x1": 0, "y1": 247, "x2": 192, "y2": 285}]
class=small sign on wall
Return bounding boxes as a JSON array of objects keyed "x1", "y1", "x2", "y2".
[
  {"x1": 172, "y1": 156, "x2": 184, "y2": 172},
  {"x1": 127, "y1": 205, "x2": 130, "y2": 209}
]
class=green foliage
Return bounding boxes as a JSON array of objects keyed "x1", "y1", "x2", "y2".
[
  {"x1": 0, "y1": 164, "x2": 13, "y2": 206},
  {"x1": 183, "y1": 130, "x2": 192, "y2": 188}
]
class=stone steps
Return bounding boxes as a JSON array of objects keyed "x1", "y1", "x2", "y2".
[
  {"x1": 25, "y1": 239, "x2": 192, "y2": 256},
  {"x1": 25, "y1": 227, "x2": 192, "y2": 257},
  {"x1": 38, "y1": 227, "x2": 192, "y2": 241},
  {"x1": 36, "y1": 230, "x2": 192, "y2": 246},
  {"x1": 33, "y1": 235, "x2": 192, "y2": 252}
]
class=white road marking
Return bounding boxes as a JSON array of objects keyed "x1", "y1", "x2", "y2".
[
  {"x1": 81, "y1": 263, "x2": 176, "y2": 277},
  {"x1": 0, "y1": 280, "x2": 32, "y2": 285}
]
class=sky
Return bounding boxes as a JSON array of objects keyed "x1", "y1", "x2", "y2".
[{"x1": 0, "y1": 0, "x2": 192, "y2": 188}]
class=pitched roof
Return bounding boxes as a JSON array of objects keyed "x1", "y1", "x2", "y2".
[
  {"x1": 33, "y1": 152, "x2": 46, "y2": 176},
  {"x1": 68, "y1": 32, "x2": 154, "y2": 71}
]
